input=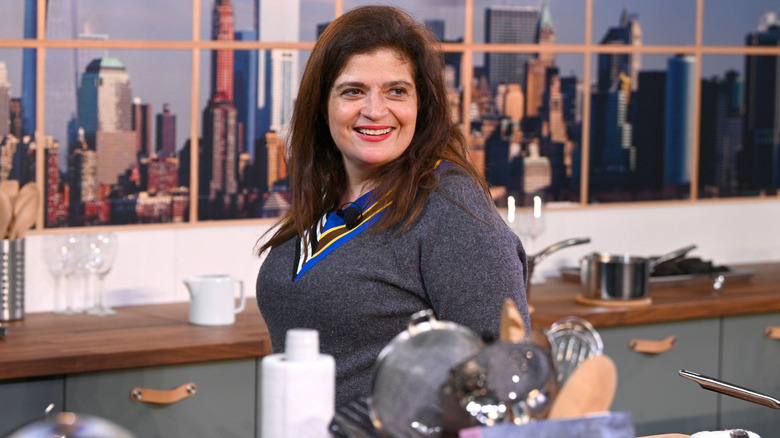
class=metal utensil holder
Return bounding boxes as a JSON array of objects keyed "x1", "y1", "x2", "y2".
[{"x1": 1, "y1": 239, "x2": 25, "y2": 321}]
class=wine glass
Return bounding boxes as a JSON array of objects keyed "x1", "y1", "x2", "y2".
[
  {"x1": 42, "y1": 234, "x2": 82, "y2": 314},
  {"x1": 83, "y1": 232, "x2": 118, "y2": 316},
  {"x1": 515, "y1": 193, "x2": 546, "y2": 254}
]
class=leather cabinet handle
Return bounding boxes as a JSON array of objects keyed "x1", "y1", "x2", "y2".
[
  {"x1": 130, "y1": 382, "x2": 197, "y2": 404},
  {"x1": 628, "y1": 335, "x2": 677, "y2": 354},
  {"x1": 765, "y1": 326, "x2": 780, "y2": 340}
]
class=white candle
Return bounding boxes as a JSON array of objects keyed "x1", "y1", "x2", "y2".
[
  {"x1": 533, "y1": 195, "x2": 542, "y2": 219},
  {"x1": 507, "y1": 196, "x2": 515, "y2": 223}
]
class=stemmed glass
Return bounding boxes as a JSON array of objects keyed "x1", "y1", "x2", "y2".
[
  {"x1": 83, "y1": 232, "x2": 118, "y2": 316},
  {"x1": 515, "y1": 193, "x2": 546, "y2": 255},
  {"x1": 42, "y1": 234, "x2": 82, "y2": 314}
]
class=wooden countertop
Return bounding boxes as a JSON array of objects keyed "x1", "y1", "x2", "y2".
[
  {"x1": 1, "y1": 264, "x2": 777, "y2": 382},
  {"x1": 0, "y1": 298, "x2": 271, "y2": 381},
  {"x1": 530, "y1": 262, "x2": 780, "y2": 328}
]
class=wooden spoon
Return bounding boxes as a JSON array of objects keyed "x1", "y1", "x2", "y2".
[
  {"x1": 0, "y1": 191, "x2": 11, "y2": 240},
  {"x1": 499, "y1": 298, "x2": 526, "y2": 342},
  {"x1": 547, "y1": 354, "x2": 618, "y2": 419},
  {"x1": 0, "y1": 180, "x2": 19, "y2": 205},
  {"x1": 8, "y1": 184, "x2": 39, "y2": 240}
]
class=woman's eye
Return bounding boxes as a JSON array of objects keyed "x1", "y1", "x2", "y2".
[
  {"x1": 389, "y1": 88, "x2": 407, "y2": 97},
  {"x1": 342, "y1": 88, "x2": 362, "y2": 96}
]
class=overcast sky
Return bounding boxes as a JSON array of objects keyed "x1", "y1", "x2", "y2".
[{"x1": 0, "y1": 0, "x2": 776, "y2": 149}]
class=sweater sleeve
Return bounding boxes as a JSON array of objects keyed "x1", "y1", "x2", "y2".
[{"x1": 417, "y1": 169, "x2": 530, "y2": 338}]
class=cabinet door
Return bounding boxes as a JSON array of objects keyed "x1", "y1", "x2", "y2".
[
  {"x1": 720, "y1": 313, "x2": 780, "y2": 436},
  {"x1": 0, "y1": 376, "x2": 64, "y2": 436},
  {"x1": 65, "y1": 358, "x2": 257, "y2": 438},
  {"x1": 600, "y1": 319, "x2": 719, "y2": 436}
]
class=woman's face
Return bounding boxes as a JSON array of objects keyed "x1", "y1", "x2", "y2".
[{"x1": 327, "y1": 48, "x2": 418, "y2": 182}]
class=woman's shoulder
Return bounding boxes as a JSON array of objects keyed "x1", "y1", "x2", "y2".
[
  {"x1": 427, "y1": 164, "x2": 497, "y2": 222},
  {"x1": 434, "y1": 164, "x2": 489, "y2": 203}
]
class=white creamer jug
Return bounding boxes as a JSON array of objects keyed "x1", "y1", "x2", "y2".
[{"x1": 183, "y1": 274, "x2": 245, "y2": 325}]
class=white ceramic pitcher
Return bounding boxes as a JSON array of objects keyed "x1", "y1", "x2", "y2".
[{"x1": 183, "y1": 274, "x2": 246, "y2": 326}]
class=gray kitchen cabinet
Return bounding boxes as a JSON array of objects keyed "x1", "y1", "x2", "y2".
[
  {"x1": 599, "y1": 318, "x2": 720, "y2": 436},
  {"x1": 0, "y1": 376, "x2": 64, "y2": 436},
  {"x1": 64, "y1": 358, "x2": 257, "y2": 438},
  {"x1": 719, "y1": 313, "x2": 780, "y2": 436}
]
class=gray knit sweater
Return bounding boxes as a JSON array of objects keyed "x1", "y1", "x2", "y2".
[{"x1": 255, "y1": 167, "x2": 529, "y2": 407}]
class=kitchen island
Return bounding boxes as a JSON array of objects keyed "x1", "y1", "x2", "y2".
[{"x1": 0, "y1": 263, "x2": 778, "y2": 436}]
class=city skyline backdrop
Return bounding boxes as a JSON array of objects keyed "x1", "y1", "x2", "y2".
[
  {"x1": 0, "y1": 0, "x2": 778, "y2": 226},
  {"x1": 0, "y1": 0, "x2": 775, "y2": 152}
]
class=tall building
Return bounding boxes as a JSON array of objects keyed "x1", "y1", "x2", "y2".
[
  {"x1": 597, "y1": 9, "x2": 642, "y2": 92},
  {"x1": 0, "y1": 62, "x2": 10, "y2": 138},
  {"x1": 202, "y1": 0, "x2": 239, "y2": 198},
  {"x1": 664, "y1": 54, "x2": 696, "y2": 186},
  {"x1": 740, "y1": 14, "x2": 780, "y2": 192},
  {"x1": 156, "y1": 103, "x2": 177, "y2": 158},
  {"x1": 256, "y1": 0, "x2": 300, "y2": 139},
  {"x1": 700, "y1": 71, "x2": 743, "y2": 194},
  {"x1": 9, "y1": 99, "x2": 23, "y2": 139},
  {"x1": 77, "y1": 57, "x2": 136, "y2": 186},
  {"x1": 485, "y1": 5, "x2": 539, "y2": 93},
  {"x1": 524, "y1": 0, "x2": 555, "y2": 119},
  {"x1": 234, "y1": 29, "x2": 258, "y2": 157},
  {"x1": 632, "y1": 71, "x2": 666, "y2": 192},
  {"x1": 21, "y1": 0, "x2": 37, "y2": 137},
  {"x1": 44, "y1": 0, "x2": 80, "y2": 167},
  {"x1": 44, "y1": 138, "x2": 68, "y2": 227},
  {"x1": 132, "y1": 98, "x2": 152, "y2": 155}
]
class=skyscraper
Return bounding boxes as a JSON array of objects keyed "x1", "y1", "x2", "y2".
[
  {"x1": 44, "y1": 0, "x2": 79, "y2": 168},
  {"x1": 700, "y1": 70, "x2": 743, "y2": 193},
  {"x1": 632, "y1": 71, "x2": 666, "y2": 192},
  {"x1": 156, "y1": 103, "x2": 177, "y2": 158},
  {"x1": 485, "y1": 5, "x2": 539, "y2": 93},
  {"x1": 664, "y1": 54, "x2": 695, "y2": 186},
  {"x1": 525, "y1": 0, "x2": 555, "y2": 119},
  {"x1": 203, "y1": 0, "x2": 239, "y2": 199},
  {"x1": 741, "y1": 14, "x2": 780, "y2": 192},
  {"x1": 21, "y1": 0, "x2": 37, "y2": 137},
  {"x1": 211, "y1": 0, "x2": 235, "y2": 103},
  {"x1": 132, "y1": 98, "x2": 152, "y2": 155},
  {"x1": 77, "y1": 57, "x2": 136, "y2": 186},
  {"x1": 597, "y1": 9, "x2": 642, "y2": 92},
  {"x1": 256, "y1": 0, "x2": 300, "y2": 140},
  {"x1": 0, "y1": 62, "x2": 10, "y2": 138},
  {"x1": 234, "y1": 29, "x2": 258, "y2": 158}
]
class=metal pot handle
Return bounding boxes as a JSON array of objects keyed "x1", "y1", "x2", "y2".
[
  {"x1": 648, "y1": 244, "x2": 698, "y2": 271},
  {"x1": 529, "y1": 237, "x2": 591, "y2": 266},
  {"x1": 679, "y1": 369, "x2": 780, "y2": 410},
  {"x1": 407, "y1": 309, "x2": 436, "y2": 336}
]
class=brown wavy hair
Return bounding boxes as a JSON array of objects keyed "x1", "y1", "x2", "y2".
[{"x1": 257, "y1": 5, "x2": 489, "y2": 255}]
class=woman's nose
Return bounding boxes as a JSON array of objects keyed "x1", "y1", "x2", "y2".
[{"x1": 360, "y1": 94, "x2": 389, "y2": 119}]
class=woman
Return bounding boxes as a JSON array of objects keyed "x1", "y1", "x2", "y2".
[{"x1": 255, "y1": 5, "x2": 529, "y2": 407}]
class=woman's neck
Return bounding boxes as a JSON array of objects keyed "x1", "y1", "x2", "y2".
[{"x1": 340, "y1": 180, "x2": 373, "y2": 206}]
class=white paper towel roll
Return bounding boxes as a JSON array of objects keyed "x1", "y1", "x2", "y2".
[{"x1": 261, "y1": 329, "x2": 335, "y2": 438}]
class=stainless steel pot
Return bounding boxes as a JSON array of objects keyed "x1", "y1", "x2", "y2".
[
  {"x1": 368, "y1": 310, "x2": 483, "y2": 438},
  {"x1": 580, "y1": 244, "x2": 697, "y2": 300}
]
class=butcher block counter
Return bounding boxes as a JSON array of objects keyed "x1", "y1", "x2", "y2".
[{"x1": 0, "y1": 298, "x2": 271, "y2": 381}]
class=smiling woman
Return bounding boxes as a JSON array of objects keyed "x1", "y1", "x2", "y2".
[{"x1": 255, "y1": 4, "x2": 529, "y2": 408}]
